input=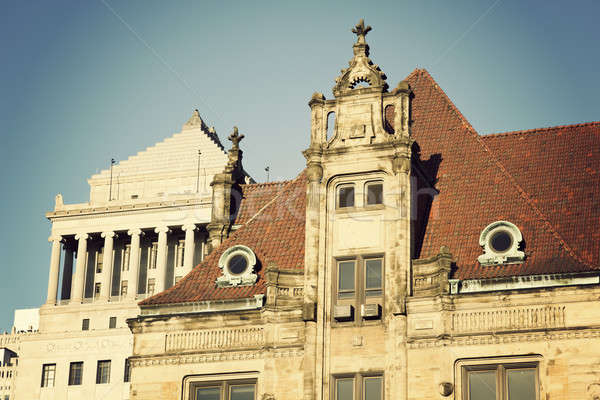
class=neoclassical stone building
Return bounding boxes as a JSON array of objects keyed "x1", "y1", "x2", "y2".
[
  {"x1": 11, "y1": 112, "x2": 252, "y2": 399},
  {"x1": 127, "y1": 20, "x2": 600, "y2": 400}
]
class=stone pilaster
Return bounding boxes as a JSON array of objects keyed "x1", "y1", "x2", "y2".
[
  {"x1": 45, "y1": 235, "x2": 63, "y2": 305},
  {"x1": 71, "y1": 233, "x2": 89, "y2": 303}
]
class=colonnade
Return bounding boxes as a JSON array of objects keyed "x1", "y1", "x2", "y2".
[{"x1": 45, "y1": 224, "x2": 201, "y2": 305}]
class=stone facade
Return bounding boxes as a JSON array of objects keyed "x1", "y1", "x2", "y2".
[{"x1": 126, "y1": 20, "x2": 600, "y2": 400}]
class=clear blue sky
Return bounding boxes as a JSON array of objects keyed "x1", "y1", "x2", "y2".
[{"x1": 0, "y1": 0, "x2": 598, "y2": 330}]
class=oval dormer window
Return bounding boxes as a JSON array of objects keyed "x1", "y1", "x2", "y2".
[
  {"x1": 228, "y1": 254, "x2": 249, "y2": 275},
  {"x1": 477, "y1": 221, "x2": 525, "y2": 266},
  {"x1": 216, "y1": 245, "x2": 258, "y2": 287},
  {"x1": 490, "y1": 230, "x2": 512, "y2": 253}
]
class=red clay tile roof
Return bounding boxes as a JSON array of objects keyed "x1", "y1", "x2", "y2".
[
  {"x1": 140, "y1": 172, "x2": 306, "y2": 306},
  {"x1": 482, "y1": 122, "x2": 600, "y2": 267},
  {"x1": 406, "y1": 68, "x2": 598, "y2": 279},
  {"x1": 234, "y1": 181, "x2": 290, "y2": 225},
  {"x1": 143, "y1": 69, "x2": 599, "y2": 307}
]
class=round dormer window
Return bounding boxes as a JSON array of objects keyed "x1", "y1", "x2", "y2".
[
  {"x1": 216, "y1": 245, "x2": 258, "y2": 287},
  {"x1": 228, "y1": 254, "x2": 249, "y2": 275},
  {"x1": 478, "y1": 221, "x2": 525, "y2": 266},
  {"x1": 490, "y1": 230, "x2": 512, "y2": 253}
]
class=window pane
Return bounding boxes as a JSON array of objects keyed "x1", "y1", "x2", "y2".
[
  {"x1": 230, "y1": 384, "x2": 255, "y2": 400},
  {"x1": 468, "y1": 370, "x2": 496, "y2": 400},
  {"x1": 364, "y1": 377, "x2": 382, "y2": 400},
  {"x1": 69, "y1": 362, "x2": 83, "y2": 385},
  {"x1": 366, "y1": 183, "x2": 383, "y2": 205},
  {"x1": 96, "y1": 360, "x2": 111, "y2": 384},
  {"x1": 338, "y1": 261, "x2": 355, "y2": 297},
  {"x1": 507, "y1": 369, "x2": 536, "y2": 400},
  {"x1": 365, "y1": 259, "x2": 382, "y2": 293},
  {"x1": 336, "y1": 378, "x2": 354, "y2": 400},
  {"x1": 195, "y1": 387, "x2": 220, "y2": 400},
  {"x1": 338, "y1": 186, "x2": 355, "y2": 208}
]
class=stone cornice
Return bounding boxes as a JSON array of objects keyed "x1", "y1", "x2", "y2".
[
  {"x1": 130, "y1": 347, "x2": 304, "y2": 368},
  {"x1": 407, "y1": 326, "x2": 600, "y2": 348},
  {"x1": 46, "y1": 198, "x2": 212, "y2": 221}
]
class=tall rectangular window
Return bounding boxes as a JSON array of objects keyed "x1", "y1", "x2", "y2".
[
  {"x1": 123, "y1": 359, "x2": 131, "y2": 383},
  {"x1": 364, "y1": 258, "x2": 383, "y2": 297},
  {"x1": 41, "y1": 364, "x2": 56, "y2": 387},
  {"x1": 82, "y1": 318, "x2": 90, "y2": 331},
  {"x1": 149, "y1": 242, "x2": 158, "y2": 269},
  {"x1": 334, "y1": 374, "x2": 382, "y2": 400},
  {"x1": 338, "y1": 185, "x2": 355, "y2": 208},
  {"x1": 96, "y1": 360, "x2": 111, "y2": 384},
  {"x1": 147, "y1": 278, "x2": 156, "y2": 295},
  {"x1": 68, "y1": 362, "x2": 83, "y2": 386},
  {"x1": 122, "y1": 244, "x2": 131, "y2": 271},
  {"x1": 337, "y1": 261, "x2": 356, "y2": 299},
  {"x1": 94, "y1": 282, "x2": 101, "y2": 297},
  {"x1": 177, "y1": 239, "x2": 185, "y2": 268},
  {"x1": 461, "y1": 360, "x2": 539, "y2": 400},
  {"x1": 365, "y1": 182, "x2": 383, "y2": 205},
  {"x1": 96, "y1": 248, "x2": 104, "y2": 273},
  {"x1": 109, "y1": 316, "x2": 117, "y2": 329}
]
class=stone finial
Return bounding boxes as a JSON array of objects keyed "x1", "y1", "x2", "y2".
[
  {"x1": 228, "y1": 126, "x2": 245, "y2": 150},
  {"x1": 54, "y1": 193, "x2": 64, "y2": 210},
  {"x1": 333, "y1": 20, "x2": 387, "y2": 97},
  {"x1": 352, "y1": 19, "x2": 372, "y2": 44},
  {"x1": 183, "y1": 109, "x2": 203, "y2": 129}
]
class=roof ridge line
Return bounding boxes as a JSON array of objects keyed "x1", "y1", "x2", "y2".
[
  {"x1": 416, "y1": 69, "x2": 592, "y2": 269},
  {"x1": 483, "y1": 121, "x2": 600, "y2": 138}
]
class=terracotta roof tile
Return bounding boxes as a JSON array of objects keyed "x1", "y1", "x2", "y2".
[
  {"x1": 406, "y1": 69, "x2": 598, "y2": 279},
  {"x1": 140, "y1": 172, "x2": 306, "y2": 306},
  {"x1": 482, "y1": 122, "x2": 600, "y2": 267}
]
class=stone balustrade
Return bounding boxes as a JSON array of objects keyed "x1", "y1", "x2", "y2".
[
  {"x1": 165, "y1": 327, "x2": 265, "y2": 352},
  {"x1": 451, "y1": 305, "x2": 566, "y2": 333}
]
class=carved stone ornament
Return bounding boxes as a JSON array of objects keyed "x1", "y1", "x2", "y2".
[
  {"x1": 216, "y1": 245, "x2": 258, "y2": 287},
  {"x1": 333, "y1": 19, "x2": 387, "y2": 97},
  {"x1": 439, "y1": 382, "x2": 453, "y2": 396},
  {"x1": 477, "y1": 220, "x2": 525, "y2": 265},
  {"x1": 588, "y1": 383, "x2": 600, "y2": 400},
  {"x1": 261, "y1": 394, "x2": 275, "y2": 400}
]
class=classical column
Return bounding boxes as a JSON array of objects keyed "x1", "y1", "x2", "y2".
[
  {"x1": 45, "y1": 235, "x2": 63, "y2": 305},
  {"x1": 99, "y1": 231, "x2": 116, "y2": 301},
  {"x1": 182, "y1": 224, "x2": 197, "y2": 275},
  {"x1": 154, "y1": 226, "x2": 170, "y2": 293},
  {"x1": 60, "y1": 242, "x2": 75, "y2": 300},
  {"x1": 71, "y1": 233, "x2": 89, "y2": 303},
  {"x1": 127, "y1": 228, "x2": 143, "y2": 299}
]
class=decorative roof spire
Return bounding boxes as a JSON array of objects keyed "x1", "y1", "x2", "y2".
[
  {"x1": 352, "y1": 18, "x2": 372, "y2": 45},
  {"x1": 333, "y1": 19, "x2": 387, "y2": 97}
]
